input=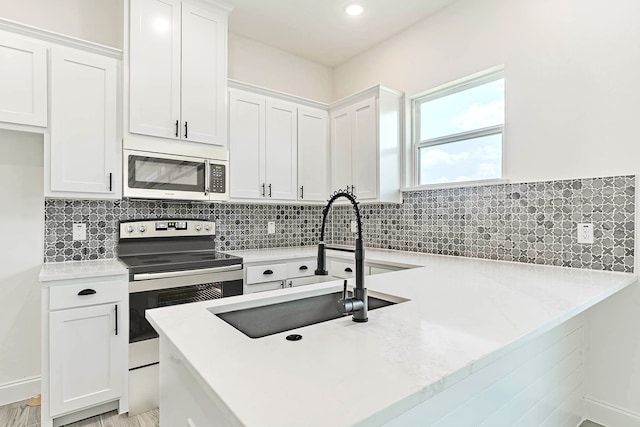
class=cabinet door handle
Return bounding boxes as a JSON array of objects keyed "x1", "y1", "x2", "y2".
[
  {"x1": 299, "y1": 265, "x2": 308, "y2": 270},
  {"x1": 261, "y1": 183, "x2": 266, "y2": 197},
  {"x1": 175, "y1": 120, "x2": 179, "y2": 137},
  {"x1": 184, "y1": 121, "x2": 188, "y2": 139},
  {"x1": 77, "y1": 288, "x2": 96, "y2": 296},
  {"x1": 346, "y1": 185, "x2": 351, "y2": 193},
  {"x1": 263, "y1": 269, "x2": 274, "y2": 275},
  {"x1": 268, "y1": 183, "x2": 272, "y2": 197},
  {"x1": 344, "y1": 267, "x2": 353, "y2": 273},
  {"x1": 300, "y1": 185, "x2": 304, "y2": 199},
  {"x1": 108, "y1": 172, "x2": 112, "y2": 192},
  {"x1": 115, "y1": 304, "x2": 118, "y2": 335}
]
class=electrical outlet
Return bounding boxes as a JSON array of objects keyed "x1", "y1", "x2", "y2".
[
  {"x1": 350, "y1": 220, "x2": 358, "y2": 233},
  {"x1": 72, "y1": 223, "x2": 87, "y2": 241},
  {"x1": 267, "y1": 221, "x2": 276, "y2": 234},
  {"x1": 577, "y1": 223, "x2": 593, "y2": 244}
]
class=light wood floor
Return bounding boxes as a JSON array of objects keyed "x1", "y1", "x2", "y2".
[{"x1": 0, "y1": 400, "x2": 159, "y2": 427}]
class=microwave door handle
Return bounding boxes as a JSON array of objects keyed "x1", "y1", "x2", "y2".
[{"x1": 204, "y1": 160, "x2": 210, "y2": 196}]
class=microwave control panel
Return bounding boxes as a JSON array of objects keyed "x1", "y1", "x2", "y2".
[{"x1": 210, "y1": 164, "x2": 226, "y2": 194}]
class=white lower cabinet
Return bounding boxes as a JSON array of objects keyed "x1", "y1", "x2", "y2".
[
  {"x1": 42, "y1": 275, "x2": 128, "y2": 427},
  {"x1": 243, "y1": 258, "x2": 318, "y2": 294},
  {"x1": 49, "y1": 304, "x2": 122, "y2": 416}
]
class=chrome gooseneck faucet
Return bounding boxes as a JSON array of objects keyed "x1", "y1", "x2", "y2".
[{"x1": 315, "y1": 189, "x2": 368, "y2": 323}]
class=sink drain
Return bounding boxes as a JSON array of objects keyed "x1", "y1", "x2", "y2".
[{"x1": 286, "y1": 334, "x2": 302, "y2": 341}]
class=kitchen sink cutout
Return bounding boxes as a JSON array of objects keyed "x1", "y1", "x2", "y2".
[{"x1": 212, "y1": 291, "x2": 402, "y2": 339}]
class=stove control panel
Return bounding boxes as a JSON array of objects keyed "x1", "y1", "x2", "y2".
[{"x1": 120, "y1": 220, "x2": 215, "y2": 239}]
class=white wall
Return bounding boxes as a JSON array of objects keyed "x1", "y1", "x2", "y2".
[
  {"x1": 0, "y1": 130, "x2": 43, "y2": 399},
  {"x1": 333, "y1": 0, "x2": 640, "y2": 184},
  {"x1": 334, "y1": 0, "x2": 640, "y2": 420},
  {"x1": 228, "y1": 33, "x2": 333, "y2": 103},
  {"x1": 0, "y1": 0, "x2": 123, "y2": 48}
]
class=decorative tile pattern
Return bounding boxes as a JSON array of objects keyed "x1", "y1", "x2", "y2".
[
  {"x1": 329, "y1": 175, "x2": 635, "y2": 272},
  {"x1": 44, "y1": 175, "x2": 635, "y2": 272},
  {"x1": 44, "y1": 200, "x2": 324, "y2": 262}
]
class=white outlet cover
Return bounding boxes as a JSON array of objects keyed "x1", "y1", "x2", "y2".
[
  {"x1": 73, "y1": 223, "x2": 87, "y2": 241},
  {"x1": 351, "y1": 220, "x2": 358, "y2": 233},
  {"x1": 267, "y1": 221, "x2": 276, "y2": 234},
  {"x1": 577, "y1": 223, "x2": 594, "y2": 244}
]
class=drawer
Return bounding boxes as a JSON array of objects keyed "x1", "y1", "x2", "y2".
[
  {"x1": 286, "y1": 259, "x2": 315, "y2": 279},
  {"x1": 328, "y1": 260, "x2": 357, "y2": 279},
  {"x1": 244, "y1": 280, "x2": 284, "y2": 294},
  {"x1": 246, "y1": 263, "x2": 287, "y2": 284},
  {"x1": 286, "y1": 276, "x2": 321, "y2": 288},
  {"x1": 49, "y1": 279, "x2": 124, "y2": 310}
]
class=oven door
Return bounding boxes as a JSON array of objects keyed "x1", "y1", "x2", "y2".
[
  {"x1": 129, "y1": 266, "x2": 243, "y2": 343},
  {"x1": 124, "y1": 149, "x2": 209, "y2": 201}
]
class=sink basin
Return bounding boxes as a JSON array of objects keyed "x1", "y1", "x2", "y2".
[{"x1": 212, "y1": 291, "x2": 399, "y2": 339}]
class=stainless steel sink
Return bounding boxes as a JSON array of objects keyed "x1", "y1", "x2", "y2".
[{"x1": 212, "y1": 291, "x2": 399, "y2": 339}]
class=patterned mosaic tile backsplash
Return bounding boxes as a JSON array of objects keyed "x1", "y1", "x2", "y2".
[{"x1": 44, "y1": 175, "x2": 635, "y2": 272}]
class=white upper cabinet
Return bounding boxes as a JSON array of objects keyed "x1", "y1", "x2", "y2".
[
  {"x1": 228, "y1": 88, "x2": 299, "y2": 201},
  {"x1": 181, "y1": 3, "x2": 227, "y2": 145},
  {"x1": 329, "y1": 87, "x2": 403, "y2": 203},
  {"x1": 49, "y1": 48, "x2": 119, "y2": 197},
  {"x1": 265, "y1": 99, "x2": 297, "y2": 200},
  {"x1": 229, "y1": 89, "x2": 265, "y2": 199},
  {"x1": 330, "y1": 107, "x2": 353, "y2": 193},
  {"x1": 0, "y1": 30, "x2": 47, "y2": 127},
  {"x1": 298, "y1": 107, "x2": 329, "y2": 202},
  {"x1": 351, "y1": 98, "x2": 378, "y2": 200},
  {"x1": 129, "y1": 0, "x2": 229, "y2": 146},
  {"x1": 129, "y1": 0, "x2": 181, "y2": 140}
]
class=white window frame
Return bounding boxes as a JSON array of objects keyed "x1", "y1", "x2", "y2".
[{"x1": 411, "y1": 68, "x2": 505, "y2": 188}]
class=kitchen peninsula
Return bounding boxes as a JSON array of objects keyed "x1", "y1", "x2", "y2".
[{"x1": 146, "y1": 247, "x2": 636, "y2": 426}]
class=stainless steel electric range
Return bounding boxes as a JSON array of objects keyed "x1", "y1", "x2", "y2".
[{"x1": 117, "y1": 219, "x2": 243, "y2": 415}]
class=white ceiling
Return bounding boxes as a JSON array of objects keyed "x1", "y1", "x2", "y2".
[{"x1": 225, "y1": 0, "x2": 460, "y2": 67}]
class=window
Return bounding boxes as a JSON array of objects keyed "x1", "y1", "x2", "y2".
[{"x1": 414, "y1": 70, "x2": 504, "y2": 186}]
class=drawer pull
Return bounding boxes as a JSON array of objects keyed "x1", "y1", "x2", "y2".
[
  {"x1": 299, "y1": 265, "x2": 308, "y2": 270},
  {"x1": 77, "y1": 288, "x2": 96, "y2": 296},
  {"x1": 263, "y1": 269, "x2": 274, "y2": 275},
  {"x1": 344, "y1": 267, "x2": 353, "y2": 273}
]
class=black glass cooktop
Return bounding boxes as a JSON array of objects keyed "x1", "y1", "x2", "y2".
[{"x1": 119, "y1": 251, "x2": 242, "y2": 275}]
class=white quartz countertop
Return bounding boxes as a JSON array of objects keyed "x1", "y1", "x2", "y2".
[
  {"x1": 146, "y1": 248, "x2": 637, "y2": 426},
  {"x1": 39, "y1": 259, "x2": 128, "y2": 282}
]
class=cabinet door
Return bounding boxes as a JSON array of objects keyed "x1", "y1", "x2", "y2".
[
  {"x1": 351, "y1": 97, "x2": 378, "y2": 200},
  {"x1": 298, "y1": 107, "x2": 328, "y2": 202},
  {"x1": 0, "y1": 30, "x2": 47, "y2": 127},
  {"x1": 49, "y1": 303, "x2": 123, "y2": 416},
  {"x1": 265, "y1": 99, "x2": 298, "y2": 200},
  {"x1": 330, "y1": 107, "x2": 352, "y2": 192},
  {"x1": 50, "y1": 48, "x2": 117, "y2": 194},
  {"x1": 130, "y1": 0, "x2": 181, "y2": 139},
  {"x1": 181, "y1": 3, "x2": 227, "y2": 146},
  {"x1": 229, "y1": 89, "x2": 265, "y2": 199}
]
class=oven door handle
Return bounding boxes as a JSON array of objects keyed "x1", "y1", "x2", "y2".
[{"x1": 132, "y1": 264, "x2": 242, "y2": 281}]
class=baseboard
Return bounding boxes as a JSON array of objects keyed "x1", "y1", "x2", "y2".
[
  {"x1": 584, "y1": 396, "x2": 640, "y2": 427},
  {"x1": 0, "y1": 376, "x2": 41, "y2": 406}
]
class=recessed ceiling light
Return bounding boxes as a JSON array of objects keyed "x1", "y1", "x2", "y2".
[{"x1": 345, "y1": 4, "x2": 364, "y2": 16}]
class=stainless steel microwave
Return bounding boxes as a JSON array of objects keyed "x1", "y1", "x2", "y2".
[{"x1": 123, "y1": 139, "x2": 228, "y2": 202}]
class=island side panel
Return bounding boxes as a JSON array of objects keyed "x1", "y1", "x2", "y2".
[
  {"x1": 159, "y1": 336, "x2": 244, "y2": 427},
  {"x1": 381, "y1": 314, "x2": 585, "y2": 426}
]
